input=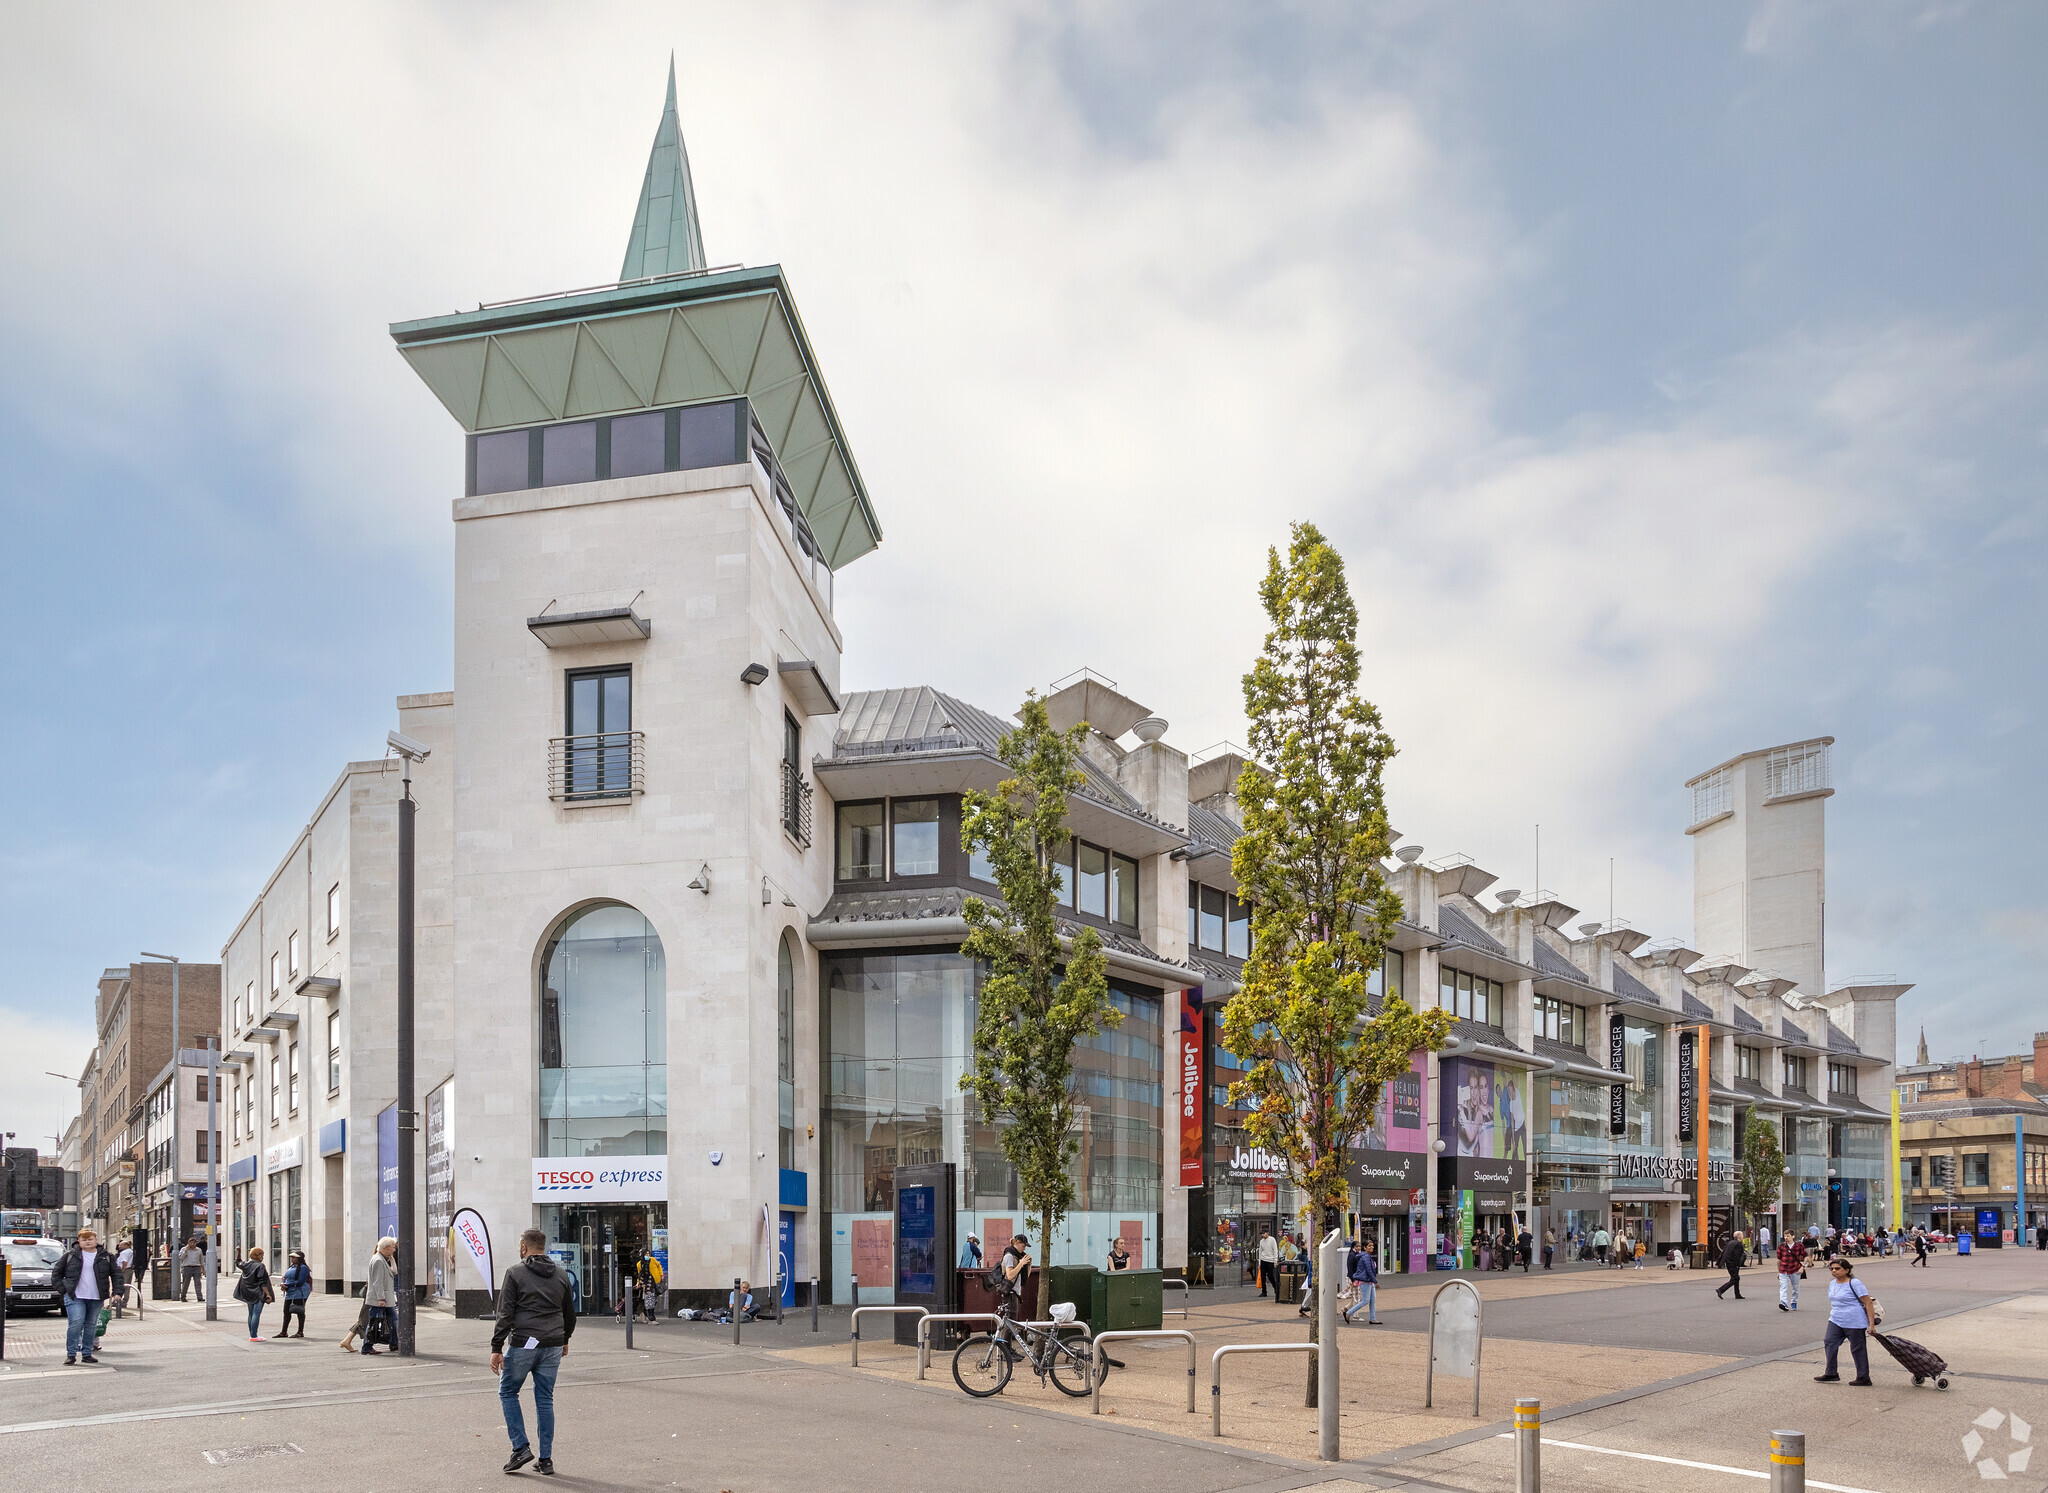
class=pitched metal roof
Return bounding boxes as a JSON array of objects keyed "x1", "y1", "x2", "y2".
[
  {"x1": 1187, "y1": 802, "x2": 1241, "y2": 855},
  {"x1": 1731, "y1": 1004, "x2": 1763, "y2": 1033},
  {"x1": 1680, "y1": 988, "x2": 1716, "y2": 1021},
  {"x1": 831, "y1": 686, "x2": 1179, "y2": 835},
  {"x1": 810, "y1": 882, "x2": 1180, "y2": 970},
  {"x1": 1437, "y1": 903, "x2": 1509, "y2": 957},
  {"x1": 1780, "y1": 1019, "x2": 1809, "y2": 1046},
  {"x1": 1611, "y1": 962, "x2": 1661, "y2": 1007},
  {"x1": 1733, "y1": 1076, "x2": 1779, "y2": 1104},
  {"x1": 1532, "y1": 938, "x2": 1593, "y2": 986},
  {"x1": 1821, "y1": 1017, "x2": 1863, "y2": 1056}
]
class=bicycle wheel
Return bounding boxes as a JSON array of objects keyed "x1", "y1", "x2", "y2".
[
  {"x1": 952, "y1": 1333, "x2": 1013, "y2": 1397},
  {"x1": 1047, "y1": 1337, "x2": 1096, "y2": 1397}
]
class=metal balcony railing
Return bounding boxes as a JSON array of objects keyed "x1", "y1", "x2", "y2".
[
  {"x1": 548, "y1": 731, "x2": 645, "y2": 802},
  {"x1": 781, "y1": 759, "x2": 813, "y2": 848}
]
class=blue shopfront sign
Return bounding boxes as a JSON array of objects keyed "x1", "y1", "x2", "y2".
[
  {"x1": 778, "y1": 1211, "x2": 796, "y2": 1308},
  {"x1": 377, "y1": 1104, "x2": 399, "y2": 1242}
]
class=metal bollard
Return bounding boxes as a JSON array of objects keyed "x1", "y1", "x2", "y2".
[
  {"x1": 1770, "y1": 1431, "x2": 1805, "y2": 1493},
  {"x1": 1516, "y1": 1398, "x2": 1541, "y2": 1493},
  {"x1": 625, "y1": 1291, "x2": 634, "y2": 1351},
  {"x1": 733, "y1": 1278, "x2": 742, "y2": 1345},
  {"x1": 811, "y1": 1276, "x2": 819, "y2": 1332}
]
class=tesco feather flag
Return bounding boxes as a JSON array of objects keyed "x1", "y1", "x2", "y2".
[{"x1": 451, "y1": 1207, "x2": 494, "y2": 1298}]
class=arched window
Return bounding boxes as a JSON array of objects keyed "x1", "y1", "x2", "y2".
[
  {"x1": 538, "y1": 903, "x2": 666, "y2": 1157},
  {"x1": 778, "y1": 932, "x2": 796, "y2": 1170}
]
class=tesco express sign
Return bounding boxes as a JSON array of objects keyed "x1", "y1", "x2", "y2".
[{"x1": 530, "y1": 1157, "x2": 668, "y2": 1203}]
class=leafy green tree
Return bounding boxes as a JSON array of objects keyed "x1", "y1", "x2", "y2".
[
  {"x1": 1221, "y1": 522, "x2": 1452, "y2": 1403},
  {"x1": 1735, "y1": 1111, "x2": 1786, "y2": 1232},
  {"x1": 959, "y1": 694, "x2": 1120, "y2": 1319}
]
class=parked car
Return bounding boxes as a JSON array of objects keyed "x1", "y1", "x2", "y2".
[{"x1": 4, "y1": 1236, "x2": 66, "y2": 1315}]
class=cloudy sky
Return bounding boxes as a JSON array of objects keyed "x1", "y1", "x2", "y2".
[{"x1": 3, "y1": 2, "x2": 2043, "y2": 1154}]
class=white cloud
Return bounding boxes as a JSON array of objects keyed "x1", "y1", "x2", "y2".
[
  {"x1": 1, "y1": 2, "x2": 2039, "y2": 1037},
  {"x1": 0, "y1": 1012, "x2": 98, "y2": 1160}
]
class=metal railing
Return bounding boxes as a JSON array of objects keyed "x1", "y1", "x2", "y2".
[
  {"x1": 780, "y1": 760, "x2": 813, "y2": 848},
  {"x1": 849, "y1": 1305, "x2": 927, "y2": 1366},
  {"x1": 1212, "y1": 1342, "x2": 1317, "y2": 1439},
  {"x1": 916, "y1": 1312, "x2": 1001, "y2": 1379},
  {"x1": 548, "y1": 731, "x2": 644, "y2": 802},
  {"x1": 1091, "y1": 1329, "x2": 1197, "y2": 1415},
  {"x1": 1163, "y1": 1278, "x2": 1191, "y2": 1318}
]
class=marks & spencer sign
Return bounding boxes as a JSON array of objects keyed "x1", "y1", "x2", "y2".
[{"x1": 530, "y1": 1157, "x2": 668, "y2": 1203}]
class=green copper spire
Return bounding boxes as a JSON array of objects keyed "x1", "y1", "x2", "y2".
[{"x1": 620, "y1": 57, "x2": 707, "y2": 281}]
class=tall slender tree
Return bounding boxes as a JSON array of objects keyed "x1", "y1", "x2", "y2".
[
  {"x1": 1735, "y1": 1111, "x2": 1786, "y2": 1233},
  {"x1": 1222, "y1": 522, "x2": 1452, "y2": 1403},
  {"x1": 959, "y1": 694, "x2": 1120, "y2": 1319}
]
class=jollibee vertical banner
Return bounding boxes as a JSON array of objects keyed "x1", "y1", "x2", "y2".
[
  {"x1": 451, "y1": 1207, "x2": 494, "y2": 1298},
  {"x1": 1179, "y1": 988, "x2": 1205, "y2": 1186}
]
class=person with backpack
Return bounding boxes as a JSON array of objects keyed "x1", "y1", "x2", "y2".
[
  {"x1": 275, "y1": 1250, "x2": 313, "y2": 1338},
  {"x1": 492, "y1": 1227, "x2": 577, "y2": 1477},
  {"x1": 1341, "y1": 1238, "x2": 1380, "y2": 1325},
  {"x1": 234, "y1": 1245, "x2": 273, "y2": 1341}
]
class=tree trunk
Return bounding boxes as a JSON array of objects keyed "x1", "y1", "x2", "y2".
[{"x1": 1037, "y1": 1209, "x2": 1054, "y2": 1321}]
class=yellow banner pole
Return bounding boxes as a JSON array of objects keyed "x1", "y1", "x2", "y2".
[{"x1": 1890, "y1": 1088, "x2": 1904, "y2": 1230}]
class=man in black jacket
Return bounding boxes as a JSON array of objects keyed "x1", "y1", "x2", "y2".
[
  {"x1": 1715, "y1": 1231, "x2": 1748, "y2": 1300},
  {"x1": 53, "y1": 1226, "x2": 119, "y2": 1365},
  {"x1": 491, "y1": 1229, "x2": 577, "y2": 1476}
]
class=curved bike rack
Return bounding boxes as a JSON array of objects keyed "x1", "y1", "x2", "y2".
[
  {"x1": 1162, "y1": 1278, "x2": 1191, "y2": 1318},
  {"x1": 1090, "y1": 1328, "x2": 1197, "y2": 1415},
  {"x1": 915, "y1": 1313, "x2": 1001, "y2": 1380},
  {"x1": 849, "y1": 1305, "x2": 927, "y2": 1366},
  {"x1": 1211, "y1": 1342, "x2": 1318, "y2": 1438}
]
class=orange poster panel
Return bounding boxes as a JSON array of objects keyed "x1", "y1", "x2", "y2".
[
  {"x1": 984, "y1": 1217, "x2": 1014, "y2": 1256},
  {"x1": 1119, "y1": 1219, "x2": 1146, "y2": 1263},
  {"x1": 851, "y1": 1218, "x2": 893, "y2": 1285}
]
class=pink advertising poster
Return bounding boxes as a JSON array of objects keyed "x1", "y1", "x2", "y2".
[{"x1": 851, "y1": 1219, "x2": 893, "y2": 1285}]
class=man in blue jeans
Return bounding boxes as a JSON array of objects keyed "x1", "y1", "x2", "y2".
[
  {"x1": 53, "y1": 1227, "x2": 118, "y2": 1365},
  {"x1": 1342, "y1": 1238, "x2": 1381, "y2": 1325},
  {"x1": 491, "y1": 1228, "x2": 577, "y2": 1475}
]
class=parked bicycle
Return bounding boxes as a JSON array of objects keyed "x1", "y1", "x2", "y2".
[{"x1": 951, "y1": 1297, "x2": 1099, "y2": 1398}]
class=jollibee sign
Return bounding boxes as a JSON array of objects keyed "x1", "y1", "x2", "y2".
[{"x1": 530, "y1": 1157, "x2": 668, "y2": 1202}]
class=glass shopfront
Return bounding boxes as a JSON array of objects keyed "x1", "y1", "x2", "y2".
[
  {"x1": 1784, "y1": 1116, "x2": 1829, "y2": 1237},
  {"x1": 1833, "y1": 1122, "x2": 1888, "y2": 1232},
  {"x1": 821, "y1": 949, "x2": 1163, "y2": 1303},
  {"x1": 538, "y1": 904, "x2": 667, "y2": 1159}
]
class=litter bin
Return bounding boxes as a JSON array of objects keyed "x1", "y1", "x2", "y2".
[
  {"x1": 1045, "y1": 1264, "x2": 1098, "y2": 1325},
  {"x1": 151, "y1": 1260, "x2": 175, "y2": 1301},
  {"x1": 1092, "y1": 1269, "x2": 1162, "y2": 1332},
  {"x1": 1275, "y1": 1262, "x2": 1306, "y2": 1305},
  {"x1": 1957, "y1": 1233, "x2": 1973, "y2": 1256}
]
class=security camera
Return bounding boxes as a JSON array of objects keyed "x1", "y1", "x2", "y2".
[{"x1": 387, "y1": 730, "x2": 431, "y2": 762}]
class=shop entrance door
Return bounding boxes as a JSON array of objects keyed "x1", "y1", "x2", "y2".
[
  {"x1": 557, "y1": 1204, "x2": 655, "y2": 1315},
  {"x1": 1361, "y1": 1215, "x2": 1404, "y2": 1274}
]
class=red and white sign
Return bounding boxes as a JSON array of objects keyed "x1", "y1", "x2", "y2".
[{"x1": 1179, "y1": 989, "x2": 1205, "y2": 1187}]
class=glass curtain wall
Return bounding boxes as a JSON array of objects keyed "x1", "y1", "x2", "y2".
[
  {"x1": 538, "y1": 904, "x2": 667, "y2": 1157},
  {"x1": 1784, "y1": 1115, "x2": 1830, "y2": 1236},
  {"x1": 1835, "y1": 1122, "x2": 1888, "y2": 1232},
  {"x1": 822, "y1": 951, "x2": 1163, "y2": 1303}
]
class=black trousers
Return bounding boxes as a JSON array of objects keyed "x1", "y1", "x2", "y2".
[
  {"x1": 279, "y1": 1298, "x2": 306, "y2": 1334},
  {"x1": 1718, "y1": 1265, "x2": 1743, "y2": 1297}
]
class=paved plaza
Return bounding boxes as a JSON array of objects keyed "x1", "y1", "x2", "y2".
[{"x1": 2, "y1": 1248, "x2": 2038, "y2": 1492}]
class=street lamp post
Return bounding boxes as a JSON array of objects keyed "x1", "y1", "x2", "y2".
[{"x1": 387, "y1": 730, "x2": 430, "y2": 1358}]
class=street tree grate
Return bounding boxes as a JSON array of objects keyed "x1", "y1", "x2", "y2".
[{"x1": 202, "y1": 1443, "x2": 304, "y2": 1466}]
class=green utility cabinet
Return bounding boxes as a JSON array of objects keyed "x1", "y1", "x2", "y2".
[
  {"x1": 1045, "y1": 1264, "x2": 1098, "y2": 1323},
  {"x1": 1092, "y1": 1268, "x2": 1163, "y2": 1332}
]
